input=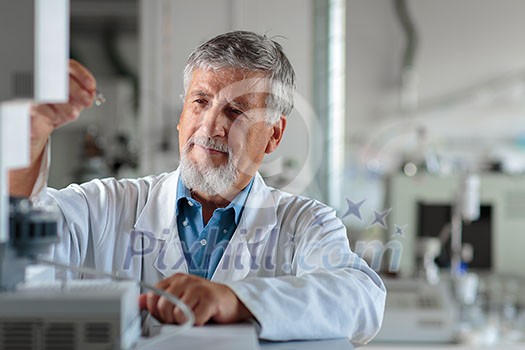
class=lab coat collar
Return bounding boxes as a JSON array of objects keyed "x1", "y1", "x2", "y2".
[
  {"x1": 133, "y1": 170, "x2": 180, "y2": 240},
  {"x1": 133, "y1": 169, "x2": 278, "y2": 280},
  {"x1": 175, "y1": 176, "x2": 254, "y2": 226},
  {"x1": 236, "y1": 173, "x2": 278, "y2": 242},
  {"x1": 211, "y1": 173, "x2": 279, "y2": 281},
  {"x1": 134, "y1": 169, "x2": 277, "y2": 241}
]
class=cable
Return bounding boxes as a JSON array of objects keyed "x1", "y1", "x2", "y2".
[
  {"x1": 394, "y1": 0, "x2": 418, "y2": 71},
  {"x1": 30, "y1": 256, "x2": 195, "y2": 334}
]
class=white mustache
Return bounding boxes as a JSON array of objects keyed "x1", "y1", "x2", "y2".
[{"x1": 186, "y1": 136, "x2": 231, "y2": 155}]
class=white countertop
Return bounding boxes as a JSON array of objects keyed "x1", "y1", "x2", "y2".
[
  {"x1": 365, "y1": 344, "x2": 525, "y2": 349},
  {"x1": 136, "y1": 323, "x2": 354, "y2": 350}
]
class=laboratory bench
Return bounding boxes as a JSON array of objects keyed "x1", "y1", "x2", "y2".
[
  {"x1": 366, "y1": 345, "x2": 525, "y2": 349},
  {"x1": 135, "y1": 323, "x2": 354, "y2": 350},
  {"x1": 134, "y1": 322, "x2": 525, "y2": 349}
]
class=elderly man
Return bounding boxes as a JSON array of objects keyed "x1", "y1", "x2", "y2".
[{"x1": 10, "y1": 31, "x2": 385, "y2": 343}]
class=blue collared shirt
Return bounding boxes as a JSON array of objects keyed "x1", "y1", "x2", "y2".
[{"x1": 175, "y1": 178, "x2": 254, "y2": 279}]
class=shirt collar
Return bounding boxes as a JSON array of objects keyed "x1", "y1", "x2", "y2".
[{"x1": 176, "y1": 177, "x2": 254, "y2": 225}]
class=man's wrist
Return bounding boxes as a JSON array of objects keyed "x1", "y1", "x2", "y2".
[
  {"x1": 236, "y1": 297, "x2": 254, "y2": 321},
  {"x1": 226, "y1": 285, "x2": 254, "y2": 322},
  {"x1": 9, "y1": 141, "x2": 47, "y2": 197}
]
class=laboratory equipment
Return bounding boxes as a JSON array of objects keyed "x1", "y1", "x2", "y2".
[
  {"x1": 0, "y1": 0, "x2": 69, "y2": 243},
  {"x1": 0, "y1": 2, "x2": 144, "y2": 349},
  {"x1": 0, "y1": 280, "x2": 140, "y2": 350},
  {"x1": 0, "y1": 197, "x2": 59, "y2": 290},
  {"x1": 416, "y1": 237, "x2": 441, "y2": 285},
  {"x1": 94, "y1": 90, "x2": 107, "y2": 106},
  {"x1": 450, "y1": 174, "x2": 480, "y2": 277},
  {"x1": 373, "y1": 278, "x2": 458, "y2": 343},
  {"x1": 0, "y1": 0, "x2": 69, "y2": 288},
  {"x1": 388, "y1": 173, "x2": 525, "y2": 277},
  {"x1": 0, "y1": 199, "x2": 143, "y2": 350}
]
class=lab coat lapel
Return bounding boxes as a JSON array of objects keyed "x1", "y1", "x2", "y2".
[
  {"x1": 212, "y1": 173, "x2": 278, "y2": 282},
  {"x1": 133, "y1": 170, "x2": 189, "y2": 277}
]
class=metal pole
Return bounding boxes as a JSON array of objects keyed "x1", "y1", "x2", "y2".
[{"x1": 327, "y1": 0, "x2": 346, "y2": 210}]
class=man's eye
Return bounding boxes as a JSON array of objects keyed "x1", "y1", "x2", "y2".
[
  {"x1": 194, "y1": 99, "x2": 206, "y2": 105},
  {"x1": 229, "y1": 108, "x2": 244, "y2": 116}
]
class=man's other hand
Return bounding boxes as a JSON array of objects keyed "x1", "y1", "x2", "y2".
[
  {"x1": 139, "y1": 273, "x2": 253, "y2": 326},
  {"x1": 30, "y1": 59, "x2": 96, "y2": 145},
  {"x1": 9, "y1": 59, "x2": 96, "y2": 197}
]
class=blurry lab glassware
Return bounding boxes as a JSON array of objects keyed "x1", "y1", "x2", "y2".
[
  {"x1": 416, "y1": 237, "x2": 441, "y2": 285},
  {"x1": 500, "y1": 279, "x2": 521, "y2": 343},
  {"x1": 455, "y1": 272, "x2": 479, "y2": 306},
  {"x1": 401, "y1": 126, "x2": 441, "y2": 176},
  {"x1": 94, "y1": 90, "x2": 106, "y2": 106}
]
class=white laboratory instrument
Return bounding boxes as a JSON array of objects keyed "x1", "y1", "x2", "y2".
[
  {"x1": 137, "y1": 323, "x2": 261, "y2": 350},
  {"x1": 373, "y1": 278, "x2": 458, "y2": 343},
  {"x1": 0, "y1": 0, "x2": 69, "y2": 244},
  {"x1": 0, "y1": 1, "x2": 142, "y2": 349},
  {"x1": 0, "y1": 0, "x2": 69, "y2": 290},
  {"x1": 450, "y1": 174, "x2": 480, "y2": 277},
  {"x1": 0, "y1": 280, "x2": 140, "y2": 350},
  {"x1": 388, "y1": 173, "x2": 525, "y2": 277}
]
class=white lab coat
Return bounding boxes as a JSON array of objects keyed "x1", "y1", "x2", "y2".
[{"x1": 40, "y1": 169, "x2": 385, "y2": 344}]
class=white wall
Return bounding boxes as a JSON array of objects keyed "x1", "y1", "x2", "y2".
[
  {"x1": 346, "y1": 0, "x2": 525, "y2": 161},
  {"x1": 346, "y1": 0, "x2": 400, "y2": 137},
  {"x1": 412, "y1": 0, "x2": 525, "y2": 101}
]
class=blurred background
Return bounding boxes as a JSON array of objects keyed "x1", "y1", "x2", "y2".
[{"x1": 50, "y1": 0, "x2": 525, "y2": 347}]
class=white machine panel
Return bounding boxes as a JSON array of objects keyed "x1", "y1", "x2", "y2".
[
  {"x1": 373, "y1": 278, "x2": 458, "y2": 343},
  {"x1": 0, "y1": 102, "x2": 30, "y2": 169},
  {"x1": 35, "y1": 0, "x2": 69, "y2": 102},
  {"x1": 0, "y1": 280, "x2": 141, "y2": 350}
]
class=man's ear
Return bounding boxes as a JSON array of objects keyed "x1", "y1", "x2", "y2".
[
  {"x1": 177, "y1": 112, "x2": 183, "y2": 131},
  {"x1": 265, "y1": 116, "x2": 287, "y2": 154}
]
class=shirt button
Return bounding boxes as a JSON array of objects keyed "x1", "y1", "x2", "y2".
[
  {"x1": 182, "y1": 220, "x2": 189, "y2": 227},
  {"x1": 200, "y1": 239, "x2": 207, "y2": 246},
  {"x1": 188, "y1": 201, "x2": 194, "y2": 207},
  {"x1": 223, "y1": 229, "x2": 228, "y2": 234}
]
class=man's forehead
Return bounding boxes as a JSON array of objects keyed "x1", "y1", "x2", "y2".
[{"x1": 188, "y1": 68, "x2": 270, "y2": 97}]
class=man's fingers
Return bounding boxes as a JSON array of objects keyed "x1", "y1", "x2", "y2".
[
  {"x1": 146, "y1": 274, "x2": 223, "y2": 325},
  {"x1": 139, "y1": 276, "x2": 247, "y2": 327},
  {"x1": 31, "y1": 104, "x2": 58, "y2": 123},
  {"x1": 24, "y1": 59, "x2": 96, "y2": 158},
  {"x1": 157, "y1": 296, "x2": 176, "y2": 324},
  {"x1": 146, "y1": 291, "x2": 162, "y2": 322},
  {"x1": 69, "y1": 59, "x2": 96, "y2": 91},
  {"x1": 69, "y1": 77, "x2": 95, "y2": 107},
  {"x1": 139, "y1": 294, "x2": 147, "y2": 310},
  {"x1": 172, "y1": 292, "x2": 200, "y2": 325},
  {"x1": 155, "y1": 273, "x2": 187, "y2": 290},
  {"x1": 52, "y1": 103, "x2": 80, "y2": 127},
  {"x1": 156, "y1": 278, "x2": 189, "y2": 324},
  {"x1": 192, "y1": 300, "x2": 216, "y2": 326},
  {"x1": 31, "y1": 104, "x2": 64, "y2": 134}
]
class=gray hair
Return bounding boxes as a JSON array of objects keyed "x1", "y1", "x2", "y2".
[{"x1": 183, "y1": 30, "x2": 296, "y2": 124}]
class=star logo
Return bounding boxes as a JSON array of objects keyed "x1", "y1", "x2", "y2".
[
  {"x1": 311, "y1": 212, "x2": 327, "y2": 228},
  {"x1": 368, "y1": 208, "x2": 392, "y2": 229},
  {"x1": 393, "y1": 224, "x2": 407, "y2": 237},
  {"x1": 342, "y1": 198, "x2": 366, "y2": 221},
  {"x1": 285, "y1": 231, "x2": 297, "y2": 247}
]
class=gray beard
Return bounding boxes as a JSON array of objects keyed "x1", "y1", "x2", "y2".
[{"x1": 179, "y1": 138, "x2": 238, "y2": 197}]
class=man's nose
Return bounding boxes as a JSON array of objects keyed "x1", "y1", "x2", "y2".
[{"x1": 201, "y1": 105, "x2": 227, "y2": 138}]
